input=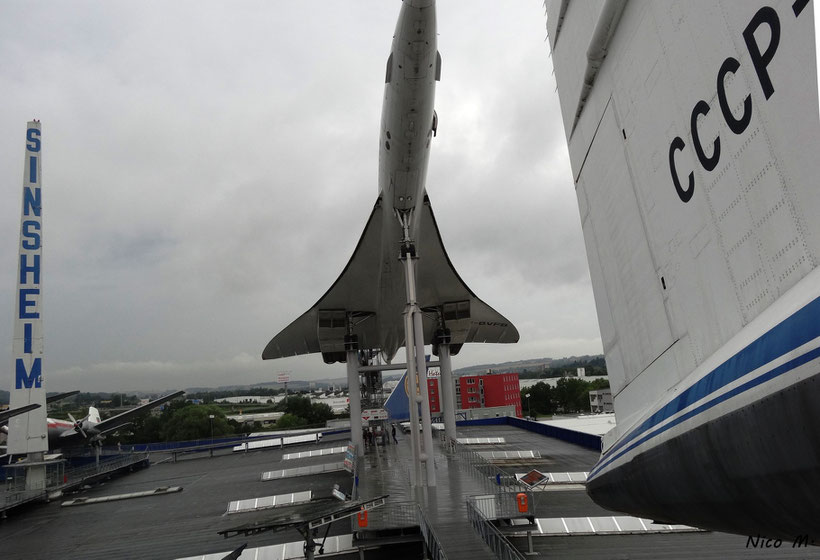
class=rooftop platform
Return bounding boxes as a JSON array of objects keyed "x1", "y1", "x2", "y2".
[
  {"x1": 359, "y1": 421, "x2": 819, "y2": 559},
  {"x1": 0, "y1": 433, "x2": 355, "y2": 559},
  {"x1": 1, "y1": 421, "x2": 816, "y2": 559}
]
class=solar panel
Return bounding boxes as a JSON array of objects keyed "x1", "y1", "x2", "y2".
[
  {"x1": 217, "y1": 495, "x2": 388, "y2": 539},
  {"x1": 456, "y1": 437, "x2": 506, "y2": 445},
  {"x1": 589, "y1": 516, "x2": 619, "y2": 532},
  {"x1": 247, "y1": 430, "x2": 323, "y2": 438},
  {"x1": 232, "y1": 433, "x2": 321, "y2": 453},
  {"x1": 261, "y1": 461, "x2": 346, "y2": 481},
  {"x1": 174, "y1": 534, "x2": 354, "y2": 560},
  {"x1": 614, "y1": 517, "x2": 646, "y2": 532},
  {"x1": 517, "y1": 470, "x2": 548, "y2": 488},
  {"x1": 282, "y1": 433, "x2": 321, "y2": 446},
  {"x1": 515, "y1": 471, "x2": 588, "y2": 485},
  {"x1": 226, "y1": 490, "x2": 312, "y2": 514},
  {"x1": 532, "y1": 516, "x2": 702, "y2": 536},
  {"x1": 564, "y1": 517, "x2": 594, "y2": 533},
  {"x1": 477, "y1": 450, "x2": 541, "y2": 460},
  {"x1": 537, "y1": 517, "x2": 567, "y2": 534},
  {"x1": 282, "y1": 446, "x2": 346, "y2": 460},
  {"x1": 233, "y1": 438, "x2": 280, "y2": 452}
]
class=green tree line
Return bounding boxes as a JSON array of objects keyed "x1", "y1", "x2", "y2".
[
  {"x1": 518, "y1": 356, "x2": 608, "y2": 380},
  {"x1": 121, "y1": 401, "x2": 238, "y2": 443},
  {"x1": 273, "y1": 395, "x2": 335, "y2": 429},
  {"x1": 117, "y1": 395, "x2": 336, "y2": 444},
  {"x1": 520, "y1": 377, "x2": 610, "y2": 416}
]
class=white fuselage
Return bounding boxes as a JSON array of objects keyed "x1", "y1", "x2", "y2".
[
  {"x1": 46, "y1": 406, "x2": 103, "y2": 448},
  {"x1": 261, "y1": 0, "x2": 519, "y2": 368},
  {"x1": 379, "y1": 0, "x2": 437, "y2": 222},
  {"x1": 375, "y1": 0, "x2": 438, "y2": 356},
  {"x1": 546, "y1": 0, "x2": 820, "y2": 540}
]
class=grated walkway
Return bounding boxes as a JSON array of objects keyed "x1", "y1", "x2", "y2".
[{"x1": 356, "y1": 434, "x2": 496, "y2": 560}]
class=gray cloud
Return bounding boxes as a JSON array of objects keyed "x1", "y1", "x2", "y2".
[{"x1": 0, "y1": 1, "x2": 602, "y2": 393}]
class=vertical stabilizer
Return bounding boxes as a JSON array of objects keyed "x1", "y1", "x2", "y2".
[
  {"x1": 8, "y1": 121, "x2": 48, "y2": 455},
  {"x1": 88, "y1": 406, "x2": 102, "y2": 425},
  {"x1": 547, "y1": 1, "x2": 820, "y2": 440}
]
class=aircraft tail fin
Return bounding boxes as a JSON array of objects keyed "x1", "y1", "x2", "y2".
[
  {"x1": 547, "y1": 1, "x2": 820, "y2": 440},
  {"x1": 88, "y1": 406, "x2": 102, "y2": 424}
]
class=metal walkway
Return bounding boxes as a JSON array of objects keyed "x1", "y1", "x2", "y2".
[{"x1": 356, "y1": 434, "x2": 498, "y2": 560}]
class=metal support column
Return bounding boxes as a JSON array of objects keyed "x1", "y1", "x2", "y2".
[
  {"x1": 397, "y1": 209, "x2": 435, "y2": 486},
  {"x1": 413, "y1": 310, "x2": 436, "y2": 486},
  {"x1": 303, "y1": 530, "x2": 316, "y2": 560},
  {"x1": 345, "y1": 332, "x2": 364, "y2": 458},
  {"x1": 437, "y1": 331, "x2": 457, "y2": 444},
  {"x1": 403, "y1": 304, "x2": 422, "y2": 487}
]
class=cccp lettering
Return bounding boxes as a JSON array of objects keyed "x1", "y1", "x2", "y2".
[{"x1": 670, "y1": 5, "x2": 785, "y2": 203}]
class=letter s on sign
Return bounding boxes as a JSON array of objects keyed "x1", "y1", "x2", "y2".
[{"x1": 26, "y1": 128, "x2": 41, "y2": 152}]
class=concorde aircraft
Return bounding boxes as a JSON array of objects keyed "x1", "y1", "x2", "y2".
[
  {"x1": 546, "y1": 0, "x2": 820, "y2": 541},
  {"x1": 263, "y1": 0, "x2": 518, "y2": 364},
  {"x1": 46, "y1": 390, "x2": 184, "y2": 448}
]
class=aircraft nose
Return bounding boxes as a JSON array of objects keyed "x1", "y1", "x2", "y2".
[{"x1": 404, "y1": 0, "x2": 434, "y2": 7}]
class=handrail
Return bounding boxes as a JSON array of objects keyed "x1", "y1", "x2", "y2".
[
  {"x1": 466, "y1": 496, "x2": 527, "y2": 560},
  {"x1": 349, "y1": 500, "x2": 447, "y2": 560},
  {"x1": 417, "y1": 503, "x2": 449, "y2": 560},
  {"x1": 446, "y1": 436, "x2": 530, "y2": 495}
]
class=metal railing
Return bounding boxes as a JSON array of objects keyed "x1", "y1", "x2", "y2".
[
  {"x1": 351, "y1": 501, "x2": 447, "y2": 560},
  {"x1": 62, "y1": 452, "x2": 149, "y2": 487},
  {"x1": 446, "y1": 437, "x2": 529, "y2": 495},
  {"x1": 417, "y1": 504, "x2": 448, "y2": 560},
  {"x1": 466, "y1": 495, "x2": 526, "y2": 560},
  {"x1": 355, "y1": 500, "x2": 419, "y2": 530},
  {"x1": 1, "y1": 488, "x2": 45, "y2": 512},
  {"x1": 445, "y1": 437, "x2": 539, "y2": 560},
  {"x1": 2, "y1": 459, "x2": 64, "y2": 491},
  {"x1": 468, "y1": 493, "x2": 536, "y2": 523},
  {"x1": 1, "y1": 459, "x2": 65, "y2": 513}
]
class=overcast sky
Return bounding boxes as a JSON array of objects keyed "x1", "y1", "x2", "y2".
[{"x1": 0, "y1": 1, "x2": 602, "y2": 393}]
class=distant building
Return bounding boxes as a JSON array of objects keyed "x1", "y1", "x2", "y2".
[
  {"x1": 427, "y1": 371, "x2": 522, "y2": 418},
  {"x1": 227, "y1": 412, "x2": 283, "y2": 425},
  {"x1": 589, "y1": 389, "x2": 613, "y2": 413},
  {"x1": 383, "y1": 370, "x2": 523, "y2": 421},
  {"x1": 214, "y1": 395, "x2": 281, "y2": 404},
  {"x1": 310, "y1": 395, "x2": 349, "y2": 414}
]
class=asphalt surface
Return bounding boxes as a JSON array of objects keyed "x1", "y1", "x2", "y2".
[
  {"x1": 451, "y1": 425, "x2": 820, "y2": 559},
  {"x1": 0, "y1": 433, "x2": 354, "y2": 560},
  {"x1": 3, "y1": 423, "x2": 819, "y2": 560}
]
